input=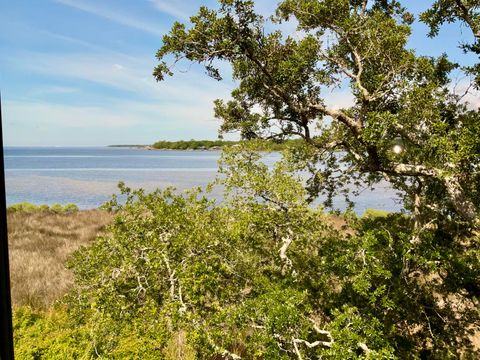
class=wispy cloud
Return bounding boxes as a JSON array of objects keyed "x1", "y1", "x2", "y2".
[
  {"x1": 39, "y1": 28, "x2": 142, "y2": 61},
  {"x1": 8, "y1": 49, "x2": 232, "y2": 103},
  {"x1": 29, "y1": 85, "x2": 79, "y2": 96},
  {"x1": 3, "y1": 97, "x2": 224, "y2": 146},
  {"x1": 54, "y1": 0, "x2": 165, "y2": 36},
  {"x1": 148, "y1": 0, "x2": 191, "y2": 20},
  {"x1": 4, "y1": 100, "x2": 141, "y2": 129}
]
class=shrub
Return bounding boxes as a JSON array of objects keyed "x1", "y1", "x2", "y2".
[
  {"x1": 7, "y1": 202, "x2": 79, "y2": 214},
  {"x1": 63, "y1": 203, "x2": 79, "y2": 213},
  {"x1": 13, "y1": 306, "x2": 92, "y2": 359},
  {"x1": 362, "y1": 208, "x2": 391, "y2": 219},
  {"x1": 8, "y1": 202, "x2": 41, "y2": 213},
  {"x1": 50, "y1": 204, "x2": 65, "y2": 213}
]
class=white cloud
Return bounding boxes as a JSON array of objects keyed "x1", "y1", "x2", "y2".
[
  {"x1": 54, "y1": 0, "x2": 165, "y2": 36},
  {"x1": 465, "y1": 92, "x2": 480, "y2": 109},
  {"x1": 40, "y1": 28, "x2": 145, "y2": 63},
  {"x1": 3, "y1": 95, "x2": 224, "y2": 129}
]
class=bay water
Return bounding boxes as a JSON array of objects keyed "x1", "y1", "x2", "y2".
[{"x1": 4, "y1": 147, "x2": 402, "y2": 214}]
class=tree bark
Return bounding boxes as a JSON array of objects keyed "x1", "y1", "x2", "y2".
[{"x1": 444, "y1": 175, "x2": 479, "y2": 225}]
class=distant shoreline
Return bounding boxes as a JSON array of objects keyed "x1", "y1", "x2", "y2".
[
  {"x1": 108, "y1": 145, "x2": 149, "y2": 148},
  {"x1": 108, "y1": 139, "x2": 304, "y2": 151},
  {"x1": 109, "y1": 140, "x2": 236, "y2": 151},
  {"x1": 108, "y1": 145, "x2": 224, "y2": 151}
]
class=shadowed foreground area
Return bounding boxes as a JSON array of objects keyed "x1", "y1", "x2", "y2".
[{"x1": 8, "y1": 210, "x2": 112, "y2": 309}]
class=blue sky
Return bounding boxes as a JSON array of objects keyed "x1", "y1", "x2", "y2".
[{"x1": 0, "y1": 0, "x2": 477, "y2": 146}]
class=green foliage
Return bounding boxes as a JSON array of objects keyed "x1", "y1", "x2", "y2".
[
  {"x1": 62, "y1": 203, "x2": 80, "y2": 213},
  {"x1": 7, "y1": 202, "x2": 79, "y2": 214},
  {"x1": 7, "y1": 202, "x2": 40, "y2": 213},
  {"x1": 14, "y1": 167, "x2": 478, "y2": 358},
  {"x1": 421, "y1": 0, "x2": 479, "y2": 86},
  {"x1": 13, "y1": 306, "x2": 168, "y2": 359},
  {"x1": 154, "y1": 0, "x2": 480, "y2": 230},
  {"x1": 152, "y1": 139, "x2": 236, "y2": 150},
  {"x1": 362, "y1": 208, "x2": 390, "y2": 219},
  {"x1": 151, "y1": 139, "x2": 304, "y2": 151},
  {"x1": 13, "y1": 307, "x2": 92, "y2": 359},
  {"x1": 50, "y1": 203, "x2": 66, "y2": 213}
]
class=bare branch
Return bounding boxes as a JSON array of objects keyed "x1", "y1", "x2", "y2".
[
  {"x1": 388, "y1": 163, "x2": 437, "y2": 177},
  {"x1": 162, "y1": 253, "x2": 176, "y2": 300},
  {"x1": 358, "y1": 342, "x2": 371, "y2": 354},
  {"x1": 344, "y1": 37, "x2": 371, "y2": 102},
  {"x1": 280, "y1": 229, "x2": 296, "y2": 276},
  {"x1": 308, "y1": 103, "x2": 363, "y2": 134}
]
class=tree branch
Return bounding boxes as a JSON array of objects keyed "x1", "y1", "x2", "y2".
[
  {"x1": 279, "y1": 229, "x2": 296, "y2": 276},
  {"x1": 454, "y1": 0, "x2": 480, "y2": 38},
  {"x1": 308, "y1": 103, "x2": 363, "y2": 135}
]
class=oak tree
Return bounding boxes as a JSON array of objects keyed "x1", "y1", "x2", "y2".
[{"x1": 154, "y1": 0, "x2": 480, "y2": 234}]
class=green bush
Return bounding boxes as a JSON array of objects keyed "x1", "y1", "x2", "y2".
[
  {"x1": 62, "y1": 203, "x2": 79, "y2": 213},
  {"x1": 50, "y1": 204, "x2": 64, "y2": 213},
  {"x1": 13, "y1": 306, "x2": 169, "y2": 359},
  {"x1": 7, "y1": 202, "x2": 80, "y2": 214},
  {"x1": 13, "y1": 306, "x2": 92, "y2": 359},
  {"x1": 8, "y1": 202, "x2": 41, "y2": 213},
  {"x1": 362, "y1": 208, "x2": 391, "y2": 219},
  {"x1": 38, "y1": 205, "x2": 50, "y2": 212}
]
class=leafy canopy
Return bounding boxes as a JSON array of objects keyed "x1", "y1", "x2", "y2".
[{"x1": 155, "y1": 0, "x2": 480, "y2": 233}]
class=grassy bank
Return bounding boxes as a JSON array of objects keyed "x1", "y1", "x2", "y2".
[{"x1": 8, "y1": 209, "x2": 112, "y2": 309}]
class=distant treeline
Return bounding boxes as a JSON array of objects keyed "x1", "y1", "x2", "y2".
[
  {"x1": 151, "y1": 139, "x2": 304, "y2": 150},
  {"x1": 109, "y1": 139, "x2": 306, "y2": 150},
  {"x1": 152, "y1": 139, "x2": 235, "y2": 150}
]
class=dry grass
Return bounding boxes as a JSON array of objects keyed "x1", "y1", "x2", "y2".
[{"x1": 7, "y1": 210, "x2": 113, "y2": 309}]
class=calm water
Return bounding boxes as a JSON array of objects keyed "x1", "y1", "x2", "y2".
[{"x1": 4, "y1": 147, "x2": 402, "y2": 214}]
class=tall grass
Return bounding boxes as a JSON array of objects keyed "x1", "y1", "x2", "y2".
[{"x1": 7, "y1": 210, "x2": 112, "y2": 309}]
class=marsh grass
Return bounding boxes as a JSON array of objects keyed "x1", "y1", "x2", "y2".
[{"x1": 7, "y1": 210, "x2": 112, "y2": 309}]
